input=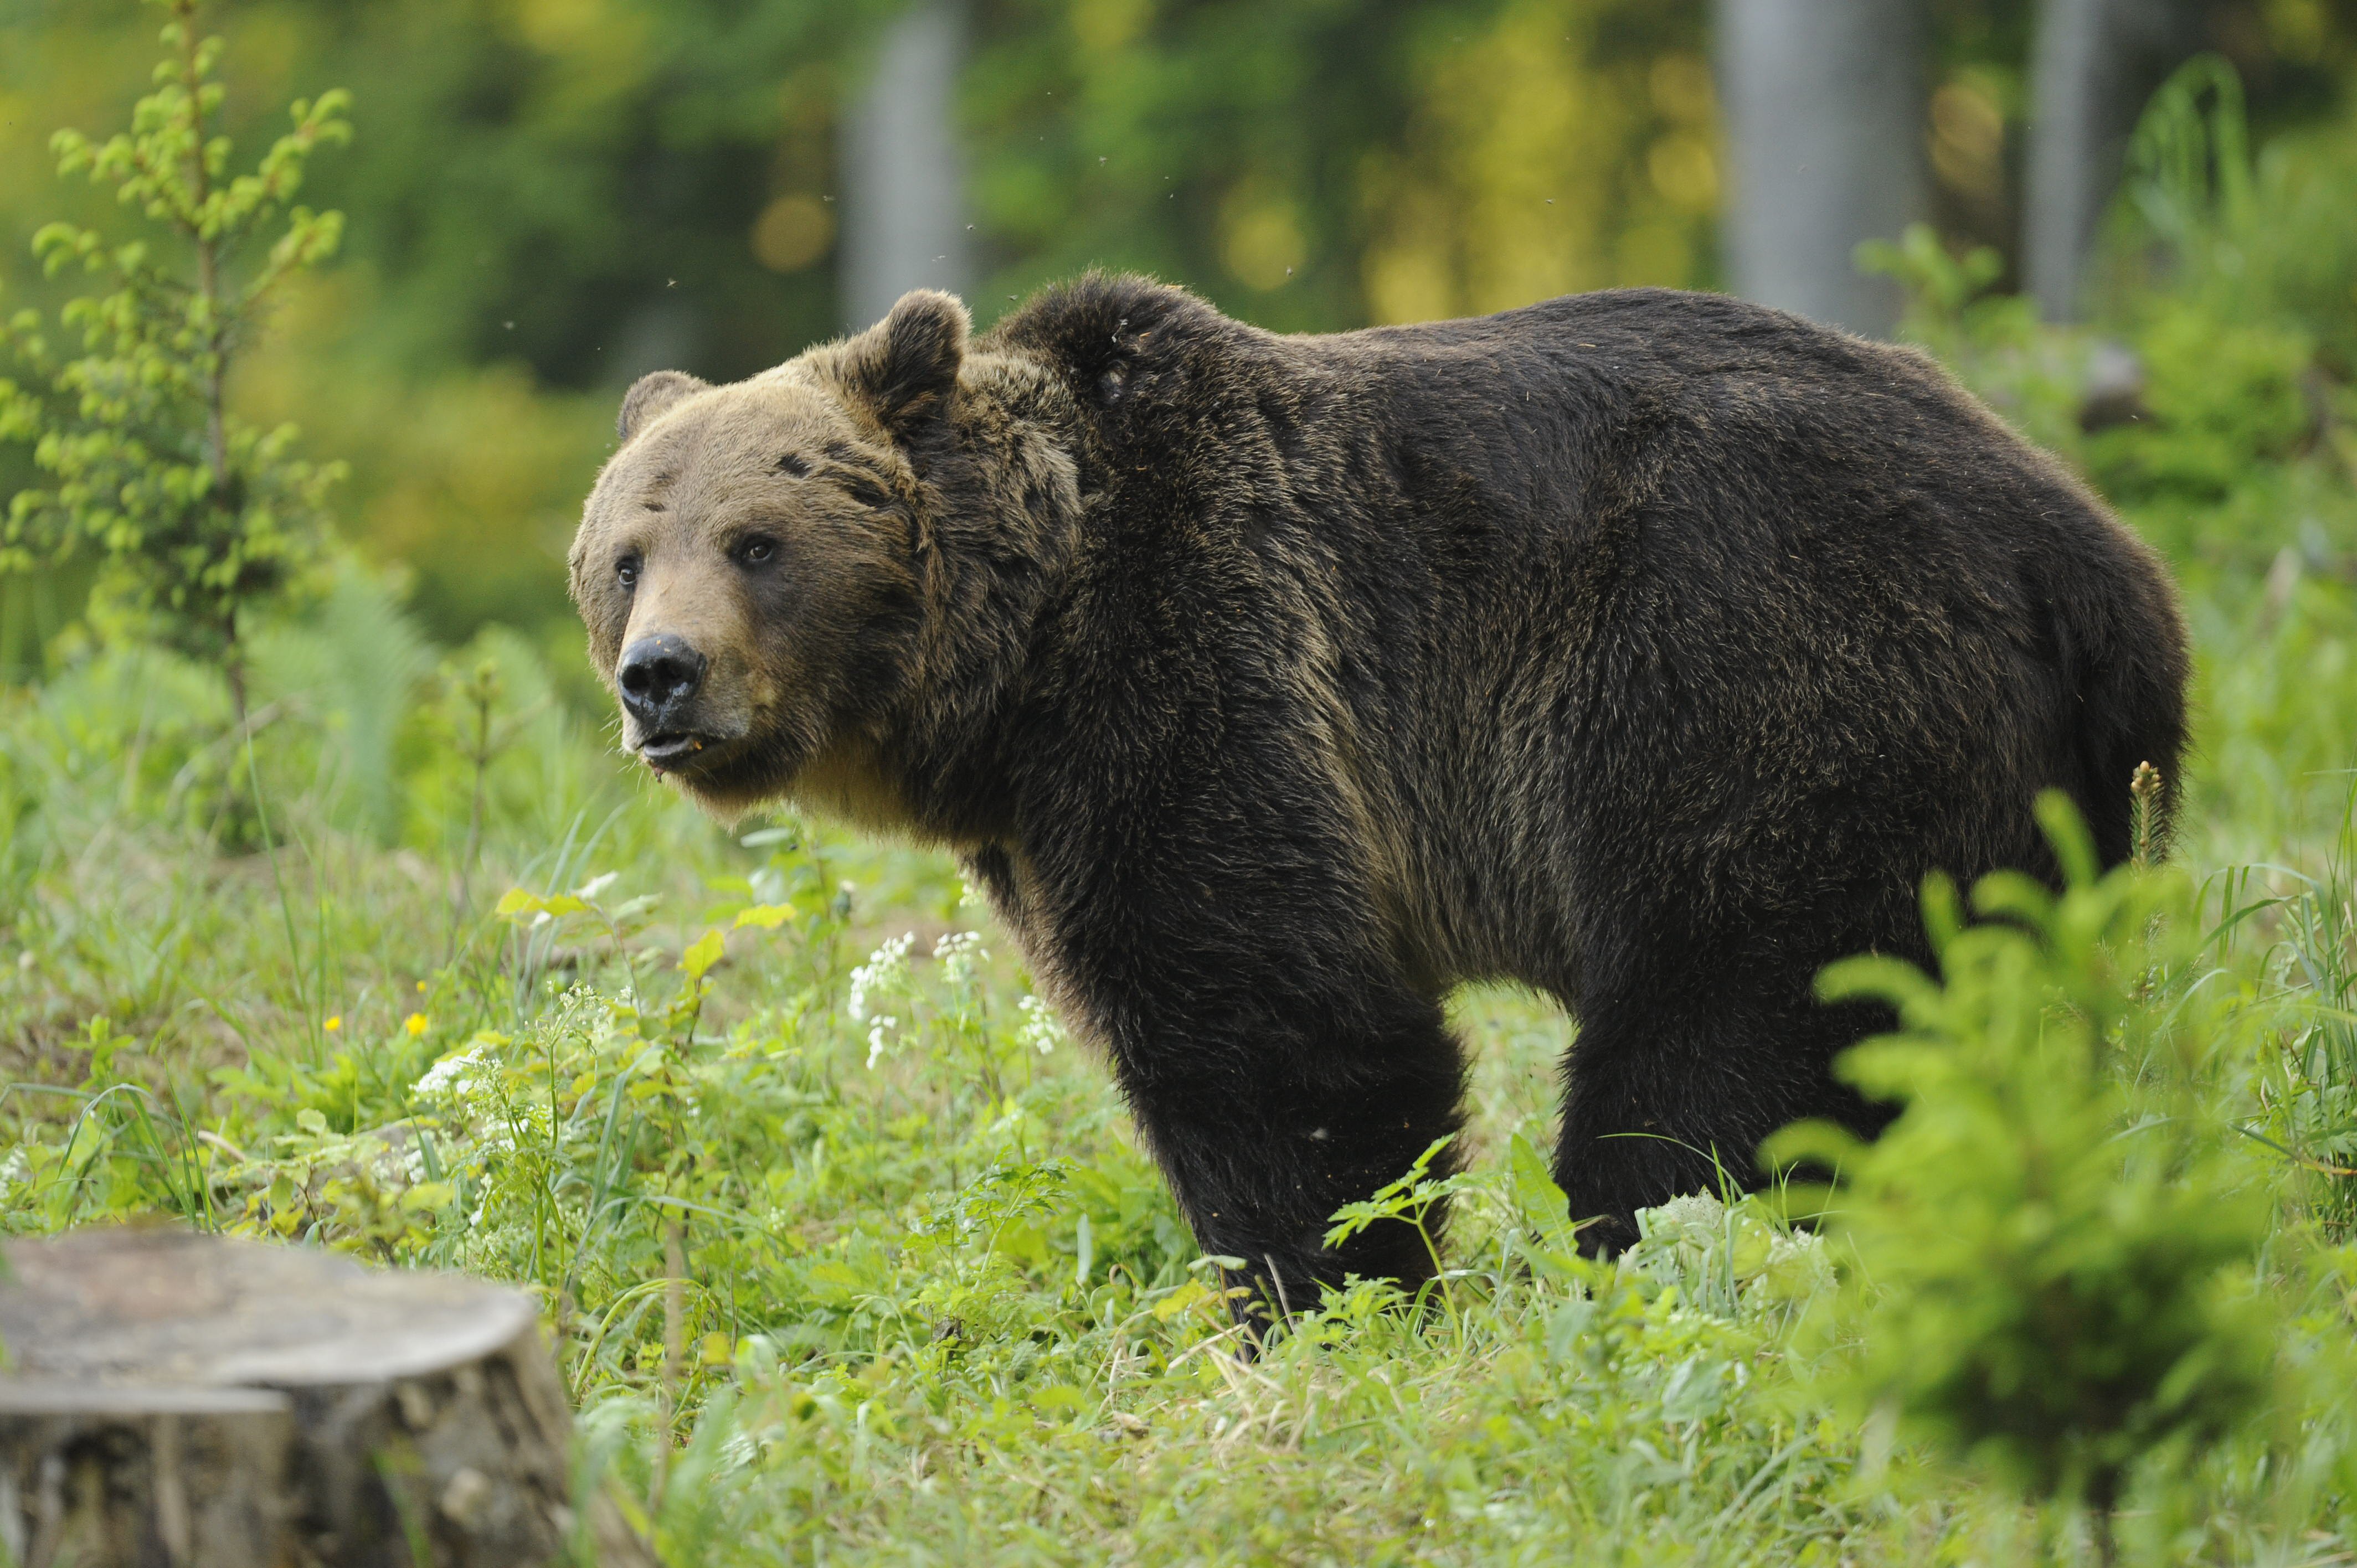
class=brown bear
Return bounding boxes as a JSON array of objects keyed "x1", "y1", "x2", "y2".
[{"x1": 569, "y1": 276, "x2": 2187, "y2": 1301}]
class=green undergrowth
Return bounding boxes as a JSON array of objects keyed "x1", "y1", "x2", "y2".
[
  {"x1": 5, "y1": 63, "x2": 2357, "y2": 1568},
  {"x1": 4, "y1": 485, "x2": 2357, "y2": 1563},
  {"x1": 4, "y1": 401, "x2": 2357, "y2": 1567},
  {"x1": 3, "y1": 615, "x2": 2357, "y2": 1562}
]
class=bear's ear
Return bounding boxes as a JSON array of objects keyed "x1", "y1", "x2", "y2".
[
  {"x1": 839, "y1": 289, "x2": 970, "y2": 438},
  {"x1": 616, "y1": 370, "x2": 710, "y2": 443}
]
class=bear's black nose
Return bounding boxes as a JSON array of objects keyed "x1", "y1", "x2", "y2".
[{"x1": 617, "y1": 634, "x2": 707, "y2": 727}]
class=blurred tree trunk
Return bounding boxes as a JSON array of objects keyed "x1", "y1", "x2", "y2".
[
  {"x1": 1716, "y1": 0, "x2": 1928, "y2": 337},
  {"x1": 840, "y1": 1, "x2": 972, "y2": 332},
  {"x1": 2023, "y1": 0, "x2": 2206, "y2": 321}
]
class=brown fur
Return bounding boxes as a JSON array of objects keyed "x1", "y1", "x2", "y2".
[{"x1": 572, "y1": 277, "x2": 2187, "y2": 1302}]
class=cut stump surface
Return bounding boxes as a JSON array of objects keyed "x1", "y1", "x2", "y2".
[{"x1": 0, "y1": 1226, "x2": 649, "y2": 1567}]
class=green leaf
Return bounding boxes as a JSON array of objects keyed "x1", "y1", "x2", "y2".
[
  {"x1": 494, "y1": 888, "x2": 586, "y2": 921},
  {"x1": 681, "y1": 927, "x2": 726, "y2": 981},
  {"x1": 1508, "y1": 1132, "x2": 1569, "y2": 1231},
  {"x1": 400, "y1": 1182, "x2": 455, "y2": 1213}
]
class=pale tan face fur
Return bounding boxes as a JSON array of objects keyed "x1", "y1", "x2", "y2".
[{"x1": 568, "y1": 354, "x2": 930, "y2": 817}]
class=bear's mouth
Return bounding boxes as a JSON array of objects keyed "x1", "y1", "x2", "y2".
[{"x1": 637, "y1": 731, "x2": 718, "y2": 772}]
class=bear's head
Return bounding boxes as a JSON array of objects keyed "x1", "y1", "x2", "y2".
[{"x1": 569, "y1": 290, "x2": 973, "y2": 818}]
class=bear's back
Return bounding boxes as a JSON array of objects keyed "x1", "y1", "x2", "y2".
[{"x1": 991, "y1": 276, "x2": 2110, "y2": 581}]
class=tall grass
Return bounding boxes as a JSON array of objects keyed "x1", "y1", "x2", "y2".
[
  {"x1": 4, "y1": 70, "x2": 2357, "y2": 1568},
  {"x1": 3, "y1": 570, "x2": 2355, "y2": 1565}
]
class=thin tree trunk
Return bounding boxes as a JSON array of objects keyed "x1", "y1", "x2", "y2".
[
  {"x1": 2086, "y1": 1466, "x2": 2124, "y2": 1568},
  {"x1": 840, "y1": 0, "x2": 972, "y2": 331},
  {"x1": 2023, "y1": 0, "x2": 2206, "y2": 321},
  {"x1": 1717, "y1": 0, "x2": 1930, "y2": 337}
]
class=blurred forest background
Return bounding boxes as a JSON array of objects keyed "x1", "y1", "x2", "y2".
[{"x1": 3, "y1": 0, "x2": 2353, "y2": 677}]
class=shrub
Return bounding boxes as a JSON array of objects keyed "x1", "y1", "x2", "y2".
[
  {"x1": 0, "y1": 0, "x2": 349, "y2": 711},
  {"x1": 1771, "y1": 796, "x2": 2283, "y2": 1563}
]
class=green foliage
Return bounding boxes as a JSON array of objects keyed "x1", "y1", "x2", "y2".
[
  {"x1": 2079, "y1": 60, "x2": 2356, "y2": 562},
  {"x1": 0, "y1": 0, "x2": 348, "y2": 687},
  {"x1": 250, "y1": 564, "x2": 433, "y2": 842},
  {"x1": 1771, "y1": 798, "x2": 2283, "y2": 1548},
  {"x1": 7, "y1": 627, "x2": 2357, "y2": 1561},
  {"x1": 970, "y1": 0, "x2": 1721, "y2": 332},
  {"x1": 1859, "y1": 223, "x2": 2090, "y2": 455},
  {"x1": 0, "y1": 663, "x2": 1948, "y2": 1562},
  {"x1": 2081, "y1": 307, "x2": 2316, "y2": 512},
  {"x1": 3, "y1": 22, "x2": 2357, "y2": 1568},
  {"x1": 2103, "y1": 52, "x2": 2357, "y2": 383},
  {"x1": 1874, "y1": 60, "x2": 2357, "y2": 585},
  {"x1": 2247, "y1": 788, "x2": 2357, "y2": 1237}
]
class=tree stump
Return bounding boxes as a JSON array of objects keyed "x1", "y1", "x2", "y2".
[{"x1": 0, "y1": 1226, "x2": 652, "y2": 1567}]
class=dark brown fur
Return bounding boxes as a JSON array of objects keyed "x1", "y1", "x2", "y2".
[{"x1": 572, "y1": 277, "x2": 2188, "y2": 1301}]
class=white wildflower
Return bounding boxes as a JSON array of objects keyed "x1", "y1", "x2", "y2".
[
  {"x1": 1016, "y1": 995, "x2": 1067, "y2": 1056},
  {"x1": 1759, "y1": 1227, "x2": 1835, "y2": 1296},
  {"x1": 0, "y1": 1147, "x2": 28, "y2": 1189},
  {"x1": 934, "y1": 930, "x2": 985, "y2": 988},
  {"x1": 415, "y1": 1046, "x2": 488, "y2": 1104},
  {"x1": 848, "y1": 932, "x2": 915, "y2": 1024},
  {"x1": 866, "y1": 1016, "x2": 900, "y2": 1070},
  {"x1": 1641, "y1": 1190, "x2": 1726, "y2": 1241}
]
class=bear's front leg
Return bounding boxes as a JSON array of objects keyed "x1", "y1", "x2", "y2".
[
  {"x1": 1085, "y1": 961, "x2": 1469, "y2": 1317},
  {"x1": 1112, "y1": 986, "x2": 1461, "y2": 1311},
  {"x1": 985, "y1": 825, "x2": 1480, "y2": 1311},
  {"x1": 990, "y1": 735, "x2": 1467, "y2": 1318}
]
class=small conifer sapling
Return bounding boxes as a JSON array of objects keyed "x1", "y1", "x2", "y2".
[
  {"x1": 1769, "y1": 791, "x2": 2278, "y2": 1567},
  {"x1": 0, "y1": 0, "x2": 351, "y2": 716}
]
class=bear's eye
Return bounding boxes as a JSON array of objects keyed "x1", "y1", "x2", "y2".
[
  {"x1": 1097, "y1": 364, "x2": 1128, "y2": 405},
  {"x1": 776, "y1": 453, "x2": 811, "y2": 478},
  {"x1": 616, "y1": 555, "x2": 640, "y2": 590},
  {"x1": 736, "y1": 537, "x2": 776, "y2": 567}
]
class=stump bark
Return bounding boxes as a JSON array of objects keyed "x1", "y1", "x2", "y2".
[{"x1": 0, "y1": 1227, "x2": 652, "y2": 1568}]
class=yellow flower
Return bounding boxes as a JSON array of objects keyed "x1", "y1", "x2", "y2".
[
  {"x1": 405, "y1": 1013, "x2": 428, "y2": 1038},
  {"x1": 323, "y1": 1015, "x2": 342, "y2": 1033}
]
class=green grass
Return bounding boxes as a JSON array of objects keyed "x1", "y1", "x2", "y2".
[
  {"x1": 3, "y1": 522, "x2": 2356, "y2": 1565},
  {"x1": 9, "y1": 135, "x2": 2357, "y2": 1568}
]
